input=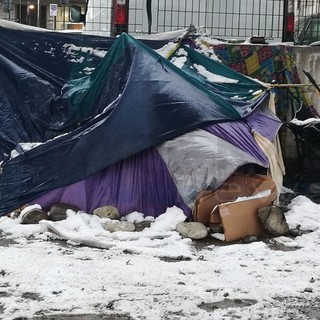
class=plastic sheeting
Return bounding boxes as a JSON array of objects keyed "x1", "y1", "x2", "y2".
[
  {"x1": 0, "y1": 26, "x2": 169, "y2": 161},
  {"x1": 30, "y1": 147, "x2": 191, "y2": 218},
  {"x1": 170, "y1": 45, "x2": 266, "y2": 108},
  {"x1": 31, "y1": 125, "x2": 266, "y2": 218},
  {"x1": 157, "y1": 129, "x2": 265, "y2": 207},
  {"x1": 0, "y1": 28, "x2": 281, "y2": 216},
  {"x1": 0, "y1": 22, "x2": 168, "y2": 83}
]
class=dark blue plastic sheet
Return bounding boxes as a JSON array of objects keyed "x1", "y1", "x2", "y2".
[
  {"x1": 0, "y1": 26, "x2": 169, "y2": 161},
  {"x1": 0, "y1": 29, "x2": 277, "y2": 215}
]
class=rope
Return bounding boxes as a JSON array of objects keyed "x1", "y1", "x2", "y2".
[{"x1": 269, "y1": 83, "x2": 320, "y2": 88}]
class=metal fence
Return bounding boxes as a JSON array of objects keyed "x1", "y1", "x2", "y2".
[
  {"x1": 84, "y1": 0, "x2": 286, "y2": 40},
  {"x1": 135, "y1": 0, "x2": 285, "y2": 39},
  {"x1": 1, "y1": 0, "x2": 320, "y2": 41},
  {"x1": 294, "y1": 0, "x2": 320, "y2": 44}
]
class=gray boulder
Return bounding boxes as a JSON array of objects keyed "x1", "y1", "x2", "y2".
[
  {"x1": 134, "y1": 221, "x2": 152, "y2": 231},
  {"x1": 258, "y1": 205, "x2": 289, "y2": 236},
  {"x1": 176, "y1": 222, "x2": 208, "y2": 239},
  {"x1": 93, "y1": 206, "x2": 120, "y2": 220},
  {"x1": 104, "y1": 221, "x2": 135, "y2": 233},
  {"x1": 49, "y1": 203, "x2": 80, "y2": 221},
  {"x1": 21, "y1": 209, "x2": 49, "y2": 224}
]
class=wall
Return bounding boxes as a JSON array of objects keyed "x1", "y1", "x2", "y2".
[{"x1": 293, "y1": 46, "x2": 320, "y2": 112}]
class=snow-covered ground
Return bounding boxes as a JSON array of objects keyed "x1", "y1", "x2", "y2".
[{"x1": 0, "y1": 194, "x2": 320, "y2": 320}]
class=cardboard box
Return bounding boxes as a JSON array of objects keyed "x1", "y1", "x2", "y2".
[{"x1": 193, "y1": 174, "x2": 277, "y2": 242}]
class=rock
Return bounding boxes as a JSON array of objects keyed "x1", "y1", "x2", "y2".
[
  {"x1": 234, "y1": 299, "x2": 243, "y2": 304},
  {"x1": 258, "y1": 206, "x2": 290, "y2": 236},
  {"x1": 308, "y1": 182, "x2": 320, "y2": 194},
  {"x1": 104, "y1": 221, "x2": 135, "y2": 233},
  {"x1": 288, "y1": 228, "x2": 301, "y2": 237},
  {"x1": 176, "y1": 222, "x2": 208, "y2": 240},
  {"x1": 242, "y1": 235, "x2": 259, "y2": 243},
  {"x1": 49, "y1": 203, "x2": 80, "y2": 221},
  {"x1": 21, "y1": 209, "x2": 49, "y2": 224},
  {"x1": 93, "y1": 206, "x2": 120, "y2": 220},
  {"x1": 134, "y1": 221, "x2": 152, "y2": 231},
  {"x1": 209, "y1": 223, "x2": 223, "y2": 234}
]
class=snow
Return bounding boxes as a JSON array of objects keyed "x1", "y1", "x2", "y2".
[
  {"x1": 194, "y1": 64, "x2": 239, "y2": 84},
  {"x1": 235, "y1": 189, "x2": 272, "y2": 202},
  {"x1": 10, "y1": 142, "x2": 42, "y2": 159},
  {"x1": 62, "y1": 43, "x2": 107, "y2": 60},
  {"x1": 171, "y1": 56, "x2": 187, "y2": 69},
  {"x1": 0, "y1": 195, "x2": 320, "y2": 319},
  {"x1": 156, "y1": 42, "x2": 179, "y2": 58},
  {"x1": 0, "y1": 18, "x2": 51, "y2": 32},
  {"x1": 134, "y1": 28, "x2": 191, "y2": 41},
  {"x1": 124, "y1": 211, "x2": 154, "y2": 224}
]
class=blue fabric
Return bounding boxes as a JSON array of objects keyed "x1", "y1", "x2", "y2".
[
  {"x1": 0, "y1": 26, "x2": 168, "y2": 83},
  {"x1": 0, "y1": 27, "x2": 168, "y2": 161},
  {"x1": 0, "y1": 31, "x2": 272, "y2": 215},
  {"x1": 178, "y1": 45, "x2": 265, "y2": 104}
]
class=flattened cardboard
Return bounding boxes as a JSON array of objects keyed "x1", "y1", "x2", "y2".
[
  {"x1": 193, "y1": 174, "x2": 277, "y2": 242},
  {"x1": 211, "y1": 193, "x2": 274, "y2": 242}
]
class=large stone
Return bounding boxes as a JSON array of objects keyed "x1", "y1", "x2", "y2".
[
  {"x1": 49, "y1": 203, "x2": 80, "y2": 221},
  {"x1": 134, "y1": 221, "x2": 152, "y2": 232},
  {"x1": 93, "y1": 206, "x2": 120, "y2": 220},
  {"x1": 104, "y1": 221, "x2": 135, "y2": 233},
  {"x1": 176, "y1": 222, "x2": 208, "y2": 239},
  {"x1": 258, "y1": 205, "x2": 290, "y2": 236},
  {"x1": 21, "y1": 209, "x2": 49, "y2": 224}
]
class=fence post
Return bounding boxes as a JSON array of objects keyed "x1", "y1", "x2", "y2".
[
  {"x1": 111, "y1": 0, "x2": 129, "y2": 36},
  {"x1": 282, "y1": 0, "x2": 295, "y2": 42}
]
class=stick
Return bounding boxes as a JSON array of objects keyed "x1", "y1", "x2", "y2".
[
  {"x1": 303, "y1": 69, "x2": 320, "y2": 95},
  {"x1": 165, "y1": 24, "x2": 197, "y2": 59},
  {"x1": 269, "y1": 83, "x2": 320, "y2": 88}
]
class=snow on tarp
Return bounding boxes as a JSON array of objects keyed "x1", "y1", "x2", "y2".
[
  {"x1": 0, "y1": 28, "x2": 281, "y2": 216},
  {"x1": 169, "y1": 45, "x2": 265, "y2": 103},
  {"x1": 0, "y1": 22, "x2": 170, "y2": 160}
]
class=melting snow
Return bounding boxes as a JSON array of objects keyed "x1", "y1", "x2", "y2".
[{"x1": 194, "y1": 64, "x2": 239, "y2": 83}]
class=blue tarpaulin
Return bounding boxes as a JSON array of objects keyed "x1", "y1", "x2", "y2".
[{"x1": 0, "y1": 24, "x2": 281, "y2": 216}]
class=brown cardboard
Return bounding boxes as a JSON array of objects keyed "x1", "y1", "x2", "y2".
[
  {"x1": 211, "y1": 193, "x2": 273, "y2": 242},
  {"x1": 193, "y1": 174, "x2": 277, "y2": 242}
]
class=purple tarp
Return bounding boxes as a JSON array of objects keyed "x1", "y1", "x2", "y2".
[{"x1": 31, "y1": 147, "x2": 191, "y2": 218}]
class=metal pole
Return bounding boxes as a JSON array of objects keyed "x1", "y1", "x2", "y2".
[
  {"x1": 37, "y1": 0, "x2": 40, "y2": 27},
  {"x1": 19, "y1": 0, "x2": 21, "y2": 23},
  {"x1": 27, "y1": 2, "x2": 30, "y2": 25},
  {"x1": 63, "y1": 4, "x2": 65, "y2": 30}
]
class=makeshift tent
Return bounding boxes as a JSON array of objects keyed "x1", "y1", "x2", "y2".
[{"x1": 0, "y1": 22, "x2": 283, "y2": 217}]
